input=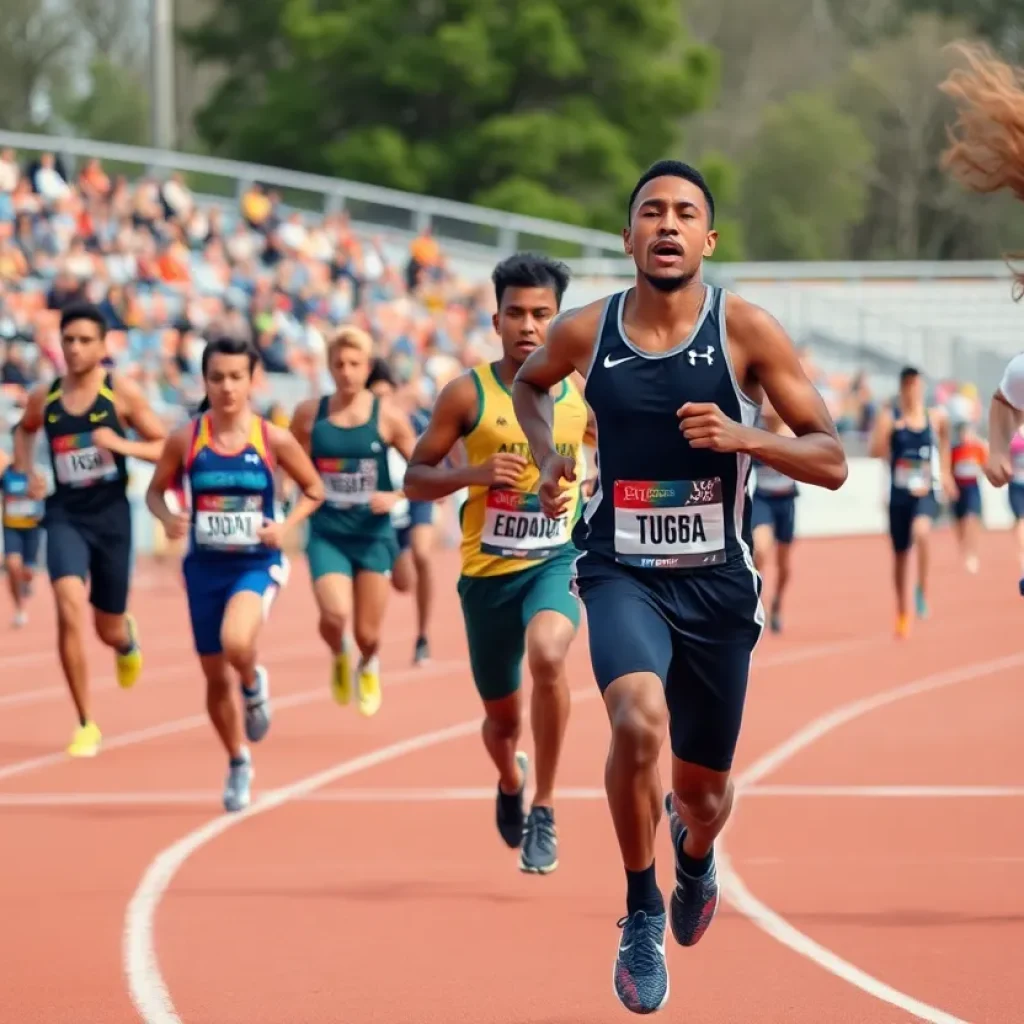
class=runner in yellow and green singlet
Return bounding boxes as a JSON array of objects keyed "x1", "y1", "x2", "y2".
[
  {"x1": 405, "y1": 253, "x2": 592, "y2": 875},
  {"x1": 290, "y1": 327, "x2": 416, "y2": 717}
]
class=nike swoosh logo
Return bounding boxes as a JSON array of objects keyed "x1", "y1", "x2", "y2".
[{"x1": 604, "y1": 354, "x2": 636, "y2": 369}]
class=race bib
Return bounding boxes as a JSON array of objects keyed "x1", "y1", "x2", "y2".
[
  {"x1": 481, "y1": 490, "x2": 569, "y2": 560},
  {"x1": 613, "y1": 478, "x2": 726, "y2": 569},
  {"x1": 53, "y1": 436, "x2": 118, "y2": 488},
  {"x1": 892, "y1": 458, "x2": 930, "y2": 494},
  {"x1": 194, "y1": 495, "x2": 264, "y2": 549},
  {"x1": 317, "y1": 457, "x2": 378, "y2": 508},
  {"x1": 754, "y1": 464, "x2": 795, "y2": 495},
  {"x1": 953, "y1": 459, "x2": 979, "y2": 483},
  {"x1": 4, "y1": 498, "x2": 41, "y2": 522}
]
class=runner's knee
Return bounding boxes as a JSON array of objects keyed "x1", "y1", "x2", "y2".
[
  {"x1": 672, "y1": 775, "x2": 730, "y2": 828},
  {"x1": 483, "y1": 695, "x2": 520, "y2": 741},
  {"x1": 607, "y1": 680, "x2": 668, "y2": 767},
  {"x1": 526, "y1": 618, "x2": 572, "y2": 687}
]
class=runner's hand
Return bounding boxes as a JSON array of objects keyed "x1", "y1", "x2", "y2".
[
  {"x1": 942, "y1": 473, "x2": 959, "y2": 502},
  {"x1": 90, "y1": 426, "x2": 127, "y2": 455},
  {"x1": 258, "y1": 519, "x2": 284, "y2": 548},
  {"x1": 538, "y1": 453, "x2": 576, "y2": 520},
  {"x1": 369, "y1": 491, "x2": 399, "y2": 514},
  {"x1": 985, "y1": 454, "x2": 1012, "y2": 487},
  {"x1": 27, "y1": 470, "x2": 47, "y2": 501},
  {"x1": 163, "y1": 512, "x2": 190, "y2": 541},
  {"x1": 677, "y1": 402, "x2": 750, "y2": 453},
  {"x1": 472, "y1": 453, "x2": 528, "y2": 489}
]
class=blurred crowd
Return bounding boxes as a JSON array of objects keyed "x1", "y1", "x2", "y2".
[
  {"x1": 0, "y1": 148, "x2": 986, "y2": 442},
  {"x1": 0, "y1": 148, "x2": 502, "y2": 431}
]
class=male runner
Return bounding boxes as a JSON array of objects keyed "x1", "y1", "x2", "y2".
[
  {"x1": 868, "y1": 367, "x2": 954, "y2": 636},
  {"x1": 404, "y1": 252, "x2": 591, "y2": 874},
  {"x1": 511, "y1": 162, "x2": 846, "y2": 1013},
  {"x1": 1, "y1": 446, "x2": 44, "y2": 628},
  {"x1": 750, "y1": 397, "x2": 798, "y2": 633},
  {"x1": 15, "y1": 303, "x2": 167, "y2": 757}
]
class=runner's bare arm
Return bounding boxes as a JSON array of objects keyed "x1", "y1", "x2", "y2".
[
  {"x1": 145, "y1": 427, "x2": 188, "y2": 529},
  {"x1": 12, "y1": 384, "x2": 48, "y2": 474},
  {"x1": 380, "y1": 400, "x2": 418, "y2": 464},
  {"x1": 512, "y1": 304, "x2": 601, "y2": 471},
  {"x1": 267, "y1": 423, "x2": 324, "y2": 532},
  {"x1": 288, "y1": 399, "x2": 318, "y2": 454},
  {"x1": 0, "y1": 448, "x2": 8, "y2": 476},
  {"x1": 932, "y1": 408, "x2": 956, "y2": 496},
  {"x1": 404, "y1": 375, "x2": 495, "y2": 501},
  {"x1": 868, "y1": 404, "x2": 893, "y2": 459},
  {"x1": 94, "y1": 376, "x2": 169, "y2": 463},
  {"x1": 729, "y1": 300, "x2": 847, "y2": 489}
]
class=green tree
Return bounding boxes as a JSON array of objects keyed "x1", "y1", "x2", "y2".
[
  {"x1": 51, "y1": 57, "x2": 149, "y2": 145},
  {"x1": 739, "y1": 91, "x2": 873, "y2": 260},
  {"x1": 184, "y1": 0, "x2": 720, "y2": 231}
]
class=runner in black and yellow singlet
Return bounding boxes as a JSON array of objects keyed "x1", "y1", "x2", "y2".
[
  {"x1": 13, "y1": 303, "x2": 168, "y2": 757},
  {"x1": 405, "y1": 253, "x2": 591, "y2": 876},
  {"x1": 290, "y1": 327, "x2": 416, "y2": 717}
]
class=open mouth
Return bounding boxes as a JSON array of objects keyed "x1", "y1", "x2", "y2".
[{"x1": 651, "y1": 240, "x2": 684, "y2": 259}]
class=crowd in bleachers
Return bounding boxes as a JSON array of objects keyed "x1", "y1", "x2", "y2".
[
  {"x1": 0, "y1": 148, "x2": 506, "y2": 432},
  {"x1": 0, "y1": 148, "x2": 985, "y2": 446}
]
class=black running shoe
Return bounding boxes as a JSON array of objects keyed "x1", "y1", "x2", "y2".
[
  {"x1": 413, "y1": 636, "x2": 430, "y2": 665},
  {"x1": 519, "y1": 806, "x2": 558, "y2": 874},
  {"x1": 613, "y1": 909, "x2": 670, "y2": 1014},
  {"x1": 496, "y1": 751, "x2": 529, "y2": 848},
  {"x1": 664, "y1": 794, "x2": 719, "y2": 947},
  {"x1": 769, "y1": 597, "x2": 782, "y2": 634}
]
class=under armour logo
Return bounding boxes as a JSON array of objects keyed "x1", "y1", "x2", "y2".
[
  {"x1": 687, "y1": 345, "x2": 715, "y2": 367},
  {"x1": 244, "y1": 453, "x2": 260, "y2": 464}
]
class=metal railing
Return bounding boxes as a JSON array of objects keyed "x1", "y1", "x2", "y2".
[{"x1": 0, "y1": 130, "x2": 626, "y2": 259}]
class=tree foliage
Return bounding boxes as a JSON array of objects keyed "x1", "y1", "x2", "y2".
[{"x1": 184, "y1": 0, "x2": 718, "y2": 231}]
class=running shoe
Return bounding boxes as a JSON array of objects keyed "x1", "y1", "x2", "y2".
[
  {"x1": 496, "y1": 750, "x2": 529, "y2": 848},
  {"x1": 223, "y1": 753, "x2": 253, "y2": 813},
  {"x1": 413, "y1": 636, "x2": 430, "y2": 666},
  {"x1": 242, "y1": 665, "x2": 272, "y2": 743},
  {"x1": 12, "y1": 610, "x2": 27, "y2": 629},
  {"x1": 895, "y1": 612, "x2": 911, "y2": 639},
  {"x1": 357, "y1": 655, "x2": 382, "y2": 716},
  {"x1": 914, "y1": 584, "x2": 929, "y2": 620},
  {"x1": 332, "y1": 650, "x2": 352, "y2": 706},
  {"x1": 769, "y1": 597, "x2": 782, "y2": 634},
  {"x1": 67, "y1": 720, "x2": 102, "y2": 758},
  {"x1": 115, "y1": 614, "x2": 143, "y2": 689},
  {"x1": 519, "y1": 805, "x2": 558, "y2": 874},
  {"x1": 613, "y1": 909, "x2": 670, "y2": 1014},
  {"x1": 665, "y1": 794, "x2": 719, "y2": 947}
]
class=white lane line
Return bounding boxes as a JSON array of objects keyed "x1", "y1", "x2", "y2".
[
  {"x1": 0, "y1": 657, "x2": 464, "y2": 784},
  {"x1": 742, "y1": 784, "x2": 1024, "y2": 798},
  {"x1": 719, "y1": 650, "x2": 1024, "y2": 1024},
  {"x1": 121, "y1": 633, "x2": 877, "y2": 1023}
]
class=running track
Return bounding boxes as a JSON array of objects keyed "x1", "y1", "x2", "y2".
[{"x1": 2, "y1": 530, "x2": 1021, "y2": 1023}]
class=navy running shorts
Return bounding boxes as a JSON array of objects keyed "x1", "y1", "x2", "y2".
[
  {"x1": 1010, "y1": 483, "x2": 1024, "y2": 521},
  {"x1": 952, "y1": 482, "x2": 981, "y2": 521},
  {"x1": 45, "y1": 502, "x2": 132, "y2": 614},
  {"x1": 182, "y1": 555, "x2": 285, "y2": 656},
  {"x1": 397, "y1": 500, "x2": 435, "y2": 551},
  {"x1": 574, "y1": 551, "x2": 763, "y2": 772},
  {"x1": 750, "y1": 492, "x2": 796, "y2": 545},
  {"x1": 888, "y1": 494, "x2": 936, "y2": 554},
  {"x1": 3, "y1": 526, "x2": 42, "y2": 567}
]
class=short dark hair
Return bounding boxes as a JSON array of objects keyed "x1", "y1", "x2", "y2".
[
  {"x1": 628, "y1": 160, "x2": 715, "y2": 227},
  {"x1": 201, "y1": 336, "x2": 260, "y2": 379},
  {"x1": 492, "y1": 252, "x2": 571, "y2": 310},
  {"x1": 899, "y1": 365, "x2": 921, "y2": 386},
  {"x1": 59, "y1": 302, "x2": 107, "y2": 339},
  {"x1": 367, "y1": 356, "x2": 396, "y2": 390}
]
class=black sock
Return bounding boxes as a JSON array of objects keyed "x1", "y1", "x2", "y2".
[
  {"x1": 676, "y1": 844, "x2": 714, "y2": 878},
  {"x1": 626, "y1": 863, "x2": 664, "y2": 916}
]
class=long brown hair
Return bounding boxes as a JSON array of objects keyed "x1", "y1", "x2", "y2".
[{"x1": 940, "y1": 43, "x2": 1024, "y2": 296}]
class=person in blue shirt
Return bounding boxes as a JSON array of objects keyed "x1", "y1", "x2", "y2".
[
  {"x1": 145, "y1": 336, "x2": 323, "y2": 813},
  {"x1": 0, "y1": 447, "x2": 44, "y2": 628}
]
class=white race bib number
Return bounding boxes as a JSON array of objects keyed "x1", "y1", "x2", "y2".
[
  {"x1": 54, "y1": 444, "x2": 118, "y2": 488},
  {"x1": 195, "y1": 495, "x2": 264, "y2": 549},
  {"x1": 318, "y1": 458, "x2": 378, "y2": 508},
  {"x1": 892, "y1": 458, "x2": 930, "y2": 495},
  {"x1": 5, "y1": 498, "x2": 40, "y2": 521},
  {"x1": 613, "y1": 478, "x2": 726, "y2": 569},
  {"x1": 953, "y1": 459, "x2": 979, "y2": 483},
  {"x1": 481, "y1": 490, "x2": 568, "y2": 560}
]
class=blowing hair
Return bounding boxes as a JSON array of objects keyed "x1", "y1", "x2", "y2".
[
  {"x1": 940, "y1": 43, "x2": 1024, "y2": 297},
  {"x1": 197, "y1": 336, "x2": 260, "y2": 412}
]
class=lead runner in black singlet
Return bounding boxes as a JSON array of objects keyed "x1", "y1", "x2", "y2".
[
  {"x1": 14, "y1": 303, "x2": 168, "y2": 758},
  {"x1": 511, "y1": 161, "x2": 847, "y2": 1016}
]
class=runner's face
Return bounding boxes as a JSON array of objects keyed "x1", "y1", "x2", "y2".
[
  {"x1": 60, "y1": 318, "x2": 105, "y2": 375},
  {"x1": 493, "y1": 286, "x2": 559, "y2": 365},
  {"x1": 625, "y1": 176, "x2": 716, "y2": 291},
  {"x1": 900, "y1": 375, "x2": 923, "y2": 407},
  {"x1": 329, "y1": 344, "x2": 371, "y2": 396},
  {"x1": 204, "y1": 353, "x2": 252, "y2": 415}
]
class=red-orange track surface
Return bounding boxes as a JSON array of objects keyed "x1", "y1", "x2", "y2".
[{"x1": 3, "y1": 530, "x2": 1022, "y2": 1023}]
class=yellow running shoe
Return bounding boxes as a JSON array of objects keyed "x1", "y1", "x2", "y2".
[
  {"x1": 332, "y1": 650, "x2": 352, "y2": 706},
  {"x1": 357, "y1": 656, "x2": 382, "y2": 717},
  {"x1": 116, "y1": 614, "x2": 143, "y2": 689},
  {"x1": 67, "y1": 721, "x2": 102, "y2": 758},
  {"x1": 895, "y1": 612, "x2": 911, "y2": 639}
]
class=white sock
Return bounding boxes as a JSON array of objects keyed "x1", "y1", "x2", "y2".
[
  {"x1": 339, "y1": 634, "x2": 353, "y2": 657},
  {"x1": 359, "y1": 654, "x2": 380, "y2": 675}
]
